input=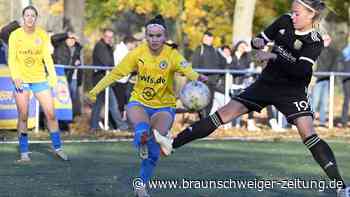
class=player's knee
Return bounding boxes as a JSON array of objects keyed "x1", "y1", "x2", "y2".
[
  {"x1": 18, "y1": 113, "x2": 28, "y2": 122},
  {"x1": 45, "y1": 111, "x2": 57, "y2": 122}
]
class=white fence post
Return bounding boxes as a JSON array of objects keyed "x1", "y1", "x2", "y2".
[
  {"x1": 103, "y1": 71, "x2": 110, "y2": 131},
  {"x1": 328, "y1": 73, "x2": 335, "y2": 129},
  {"x1": 224, "y1": 71, "x2": 233, "y2": 128}
]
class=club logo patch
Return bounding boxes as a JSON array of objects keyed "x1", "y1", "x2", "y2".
[
  {"x1": 293, "y1": 39, "x2": 303, "y2": 50},
  {"x1": 159, "y1": 60, "x2": 168, "y2": 69},
  {"x1": 35, "y1": 38, "x2": 42, "y2": 45}
]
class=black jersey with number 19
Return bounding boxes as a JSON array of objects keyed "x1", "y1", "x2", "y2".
[{"x1": 256, "y1": 14, "x2": 324, "y2": 88}]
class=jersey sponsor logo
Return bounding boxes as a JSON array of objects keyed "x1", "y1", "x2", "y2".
[
  {"x1": 273, "y1": 45, "x2": 297, "y2": 63},
  {"x1": 142, "y1": 87, "x2": 156, "y2": 100},
  {"x1": 19, "y1": 49, "x2": 40, "y2": 55},
  {"x1": 24, "y1": 57, "x2": 35, "y2": 67},
  {"x1": 159, "y1": 60, "x2": 168, "y2": 69},
  {"x1": 138, "y1": 75, "x2": 166, "y2": 85},
  {"x1": 293, "y1": 39, "x2": 303, "y2": 50},
  {"x1": 180, "y1": 60, "x2": 190, "y2": 68}
]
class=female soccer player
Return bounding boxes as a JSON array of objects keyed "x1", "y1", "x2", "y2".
[
  {"x1": 8, "y1": 6, "x2": 68, "y2": 162},
  {"x1": 154, "y1": 0, "x2": 350, "y2": 196},
  {"x1": 88, "y1": 15, "x2": 207, "y2": 196}
]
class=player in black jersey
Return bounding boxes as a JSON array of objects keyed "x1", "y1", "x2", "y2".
[{"x1": 153, "y1": 0, "x2": 349, "y2": 196}]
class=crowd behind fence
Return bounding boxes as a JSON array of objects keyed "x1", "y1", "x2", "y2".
[
  {"x1": 51, "y1": 65, "x2": 350, "y2": 131},
  {"x1": 1, "y1": 64, "x2": 349, "y2": 132}
]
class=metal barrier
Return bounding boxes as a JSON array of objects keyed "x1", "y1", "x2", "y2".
[{"x1": 1, "y1": 64, "x2": 348, "y2": 131}]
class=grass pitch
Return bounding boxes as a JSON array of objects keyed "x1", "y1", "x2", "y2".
[{"x1": 0, "y1": 140, "x2": 349, "y2": 197}]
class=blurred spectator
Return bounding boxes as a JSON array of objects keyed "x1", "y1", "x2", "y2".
[
  {"x1": 210, "y1": 45, "x2": 232, "y2": 114},
  {"x1": 0, "y1": 20, "x2": 20, "y2": 44},
  {"x1": 51, "y1": 32, "x2": 83, "y2": 118},
  {"x1": 0, "y1": 40, "x2": 6, "y2": 64},
  {"x1": 311, "y1": 34, "x2": 339, "y2": 127},
  {"x1": 339, "y1": 39, "x2": 350, "y2": 127},
  {"x1": 113, "y1": 36, "x2": 138, "y2": 119},
  {"x1": 90, "y1": 29, "x2": 128, "y2": 132},
  {"x1": 0, "y1": 21, "x2": 20, "y2": 65},
  {"x1": 228, "y1": 40, "x2": 260, "y2": 131},
  {"x1": 191, "y1": 31, "x2": 226, "y2": 118}
]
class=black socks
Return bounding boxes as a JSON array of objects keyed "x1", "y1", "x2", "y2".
[{"x1": 173, "y1": 112, "x2": 223, "y2": 149}]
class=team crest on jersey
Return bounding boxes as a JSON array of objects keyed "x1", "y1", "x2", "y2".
[
  {"x1": 180, "y1": 60, "x2": 190, "y2": 68},
  {"x1": 293, "y1": 39, "x2": 303, "y2": 50},
  {"x1": 35, "y1": 38, "x2": 42, "y2": 45},
  {"x1": 279, "y1": 29, "x2": 285, "y2": 35},
  {"x1": 159, "y1": 60, "x2": 168, "y2": 69}
]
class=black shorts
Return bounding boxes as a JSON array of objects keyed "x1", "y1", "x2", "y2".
[{"x1": 233, "y1": 79, "x2": 313, "y2": 124}]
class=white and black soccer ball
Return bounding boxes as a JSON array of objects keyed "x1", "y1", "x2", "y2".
[{"x1": 180, "y1": 81, "x2": 211, "y2": 111}]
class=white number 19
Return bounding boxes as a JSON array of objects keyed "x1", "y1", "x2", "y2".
[{"x1": 293, "y1": 101, "x2": 308, "y2": 111}]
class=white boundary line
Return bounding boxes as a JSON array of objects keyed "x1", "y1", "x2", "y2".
[{"x1": 0, "y1": 137, "x2": 345, "y2": 144}]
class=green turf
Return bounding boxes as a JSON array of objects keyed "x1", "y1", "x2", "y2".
[{"x1": 0, "y1": 140, "x2": 349, "y2": 197}]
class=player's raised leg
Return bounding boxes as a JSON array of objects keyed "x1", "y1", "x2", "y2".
[{"x1": 154, "y1": 99, "x2": 248, "y2": 155}]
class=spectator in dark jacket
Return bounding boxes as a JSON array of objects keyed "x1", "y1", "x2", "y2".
[
  {"x1": 0, "y1": 20, "x2": 20, "y2": 65},
  {"x1": 90, "y1": 29, "x2": 128, "y2": 132},
  {"x1": 0, "y1": 40, "x2": 6, "y2": 64},
  {"x1": 311, "y1": 34, "x2": 339, "y2": 127},
  {"x1": 51, "y1": 32, "x2": 83, "y2": 118},
  {"x1": 191, "y1": 31, "x2": 226, "y2": 118}
]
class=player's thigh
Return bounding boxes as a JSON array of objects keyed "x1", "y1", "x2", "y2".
[
  {"x1": 275, "y1": 92, "x2": 313, "y2": 126},
  {"x1": 126, "y1": 103, "x2": 150, "y2": 125},
  {"x1": 150, "y1": 111, "x2": 174, "y2": 135},
  {"x1": 217, "y1": 99, "x2": 249, "y2": 123},
  {"x1": 14, "y1": 91, "x2": 31, "y2": 118},
  {"x1": 34, "y1": 89, "x2": 56, "y2": 119}
]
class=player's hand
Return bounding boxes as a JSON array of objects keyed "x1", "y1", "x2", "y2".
[
  {"x1": 256, "y1": 50, "x2": 277, "y2": 61},
  {"x1": 48, "y1": 75, "x2": 57, "y2": 87},
  {"x1": 252, "y1": 38, "x2": 265, "y2": 49},
  {"x1": 198, "y1": 74, "x2": 208, "y2": 82},
  {"x1": 13, "y1": 78, "x2": 23, "y2": 93}
]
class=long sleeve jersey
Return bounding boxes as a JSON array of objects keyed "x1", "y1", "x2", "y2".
[
  {"x1": 253, "y1": 14, "x2": 324, "y2": 88},
  {"x1": 89, "y1": 42, "x2": 199, "y2": 108},
  {"x1": 8, "y1": 27, "x2": 56, "y2": 83}
]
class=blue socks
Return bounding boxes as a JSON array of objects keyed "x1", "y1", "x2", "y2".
[
  {"x1": 134, "y1": 122, "x2": 150, "y2": 147},
  {"x1": 19, "y1": 131, "x2": 62, "y2": 153},
  {"x1": 19, "y1": 133, "x2": 29, "y2": 153},
  {"x1": 50, "y1": 131, "x2": 62, "y2": 150},
  {"x1": 140, "y1": 137, "x2": 161, "y2": 184},
  {"x1": 134, "y1": 122, "x2": 161, "y2": 184}
]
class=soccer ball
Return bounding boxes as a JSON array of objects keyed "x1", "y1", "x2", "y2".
[{"x1": 180, "y1": 81, "x2": 211, "y2": 111}]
